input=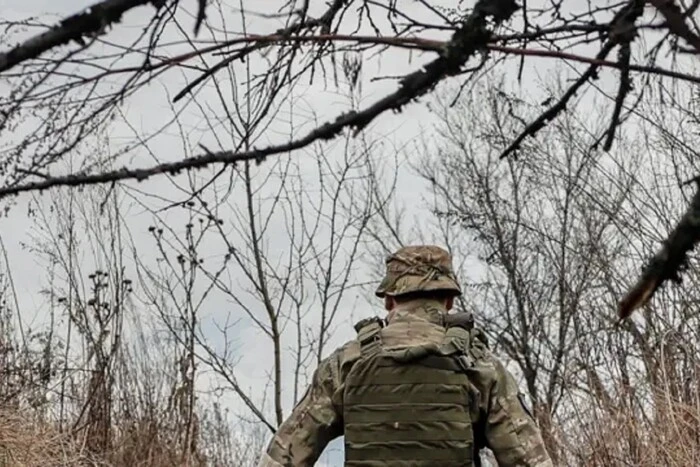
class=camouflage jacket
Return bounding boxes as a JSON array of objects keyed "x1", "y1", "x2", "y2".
[{"x1": 257, "y1": 299, "x2": 553, "y2": 467}]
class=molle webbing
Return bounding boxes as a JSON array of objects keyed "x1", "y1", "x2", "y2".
[{"x1": 343, "y1": 354, "x2": 473, "y2": 467}]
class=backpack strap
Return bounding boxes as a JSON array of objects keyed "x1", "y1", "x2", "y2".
[
  {"x1": 440, "y1": 312, "x2": 491, "y2": 360},
  {"x1": 439, "y1": 315, "x2": 474, "y2": 365},
  {"x1": 353, "y1": 316, "x2": 384, "y2": 358}
]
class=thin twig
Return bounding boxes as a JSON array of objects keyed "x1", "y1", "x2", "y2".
[
  {"x1": 173, "y1": 0, "x2": 350, "y2": 102},
  {"x1": 603, "y1": 42, "x2": 632, "y2": 151},
  {"x1": 603, "y1": 0, "x2": 644, "y2": 150},
  {"x1": 499, "y1": 0, "x2": 647, "y2": 159},
  {"x1": 194, "y1": 0, "x2": 206, "y2": 36},
  {"x1": 498, "y1": 41, "x2": 616, "y2": 160},
  {"x1": 487, "y1": 45, "x2": 700, "y2": 85}
]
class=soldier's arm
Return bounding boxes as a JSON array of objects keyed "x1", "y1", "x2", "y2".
[
  {"x1": 472, "y1": 352, "x2": 553, "y2": 467},
  {"x1": 257, "y1": 353, "x2": 344, "y2": 467}
]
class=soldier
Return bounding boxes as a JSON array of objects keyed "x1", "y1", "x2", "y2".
[{"x1": 257, "y1": 245, "x2": 553, "y2": 467}]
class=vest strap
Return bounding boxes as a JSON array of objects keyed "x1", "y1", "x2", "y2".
[{"x1": 354, "y1": 316, "x2": 384, "y2": 357}]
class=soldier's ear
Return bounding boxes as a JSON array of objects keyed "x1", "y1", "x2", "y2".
[
  {"x1": 445, "y1": 296, "x2": 454, "y2": 311},
  {"x1": 384, "y1": 296, "x2": 395, "y2": 311}
]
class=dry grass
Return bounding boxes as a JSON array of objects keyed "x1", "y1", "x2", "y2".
[
  {"x1": 563, "y1": 388, "x2": 700, "y2": 467},
  {"x1": 4, "y1": 393, "x2": 699, "y2": 467},
  {"x1": 0, "y1": 409, "x2": 100, "y2": 467},
  {"x1": 1, "y1": 387, "x2": 699, "y2": 467},
  {"x1": 0, "y1": 409, "x2": 220, "y2": 466}
]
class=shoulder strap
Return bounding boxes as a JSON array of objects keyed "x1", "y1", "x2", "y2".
[
  {"x1": 439, "y1": 326, "x2": 474, "y2": 366},
  {"x1": 353, "y1": 316, "x2": 384, "y2": 358},
  {"x1": 441, "y1": 312, "x2": 490, "y2": 359},
  {"x1": 443, "y1": 315, "x2": 492, "y2": 463}
]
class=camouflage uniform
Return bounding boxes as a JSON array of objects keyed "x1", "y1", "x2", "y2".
[{"x1": 257, "y1": 246, "x2": 553, "y2": 467}]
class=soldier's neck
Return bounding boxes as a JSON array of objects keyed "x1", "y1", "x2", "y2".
[{"x1": 387, "y1": 298, "x2": 447, "y2": 325}]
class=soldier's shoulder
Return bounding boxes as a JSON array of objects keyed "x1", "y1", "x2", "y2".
[
  {"x1": 467, "y1": 335, "x2": 509, "y2": 383},
  {"x1": 467, "y1": 327, "x2": 491, "y2": 360},
  {"x1": 319, "y1": 338, "x2": 361, "y2": 373},
  {"x1": 337, "y1": 338, "x2": 361, "y2": 366},
  {"x1": 306, "y1": 339, "x2": 361, "y2": 390}
]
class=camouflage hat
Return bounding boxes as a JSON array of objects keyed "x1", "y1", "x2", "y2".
[{"x1": 375, "y1": 245, "x2": 462, "y2": 298}]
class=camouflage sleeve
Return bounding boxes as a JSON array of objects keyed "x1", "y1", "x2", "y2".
[
  {"x1": 469, "y1": 348, "x2": 553, "y2": 467},
  {"x1": 259, "y1": 352, "x2": 344, "y2": 467}
]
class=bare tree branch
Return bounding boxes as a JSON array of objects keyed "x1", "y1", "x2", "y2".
[
  {"x1": 619, "y1": 179, "x2": 700, "y2": 319},
  {"x1": 0, "y1": 0, "x2": 519, "y2": 199},
  {"x1": 173, "y1": 0, "x2": 351, "y2": 102},
  {"x1": 0, "y1": 0, "x2": 164, "y2": 73},
  {"x1": 602, "y1": 0, "x2": 644, "y2": 151},
  {"x1": 499, "y1": 0, "x2": 649, "y2": 159},
  {"x1": 649, "y1": 0, "x2": 700, "y2": 54},
  {"x1": 487, "y1": 45, "x2": 700, "y2": 85},
  {"x1": 498, "y1": 41, "x2": 616, "y2": 160}
]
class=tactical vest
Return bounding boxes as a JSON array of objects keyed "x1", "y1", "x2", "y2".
[{"x1": 343, "y1": 315, "x2": 479, "y2": 467}]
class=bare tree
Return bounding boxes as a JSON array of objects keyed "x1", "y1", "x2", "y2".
[
  {"x1": 5, "y1": 141, "x2": 274, "y2": 464},
  {"x1": 133, "y1": 113, "x2": 381, "y2": 438}
]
